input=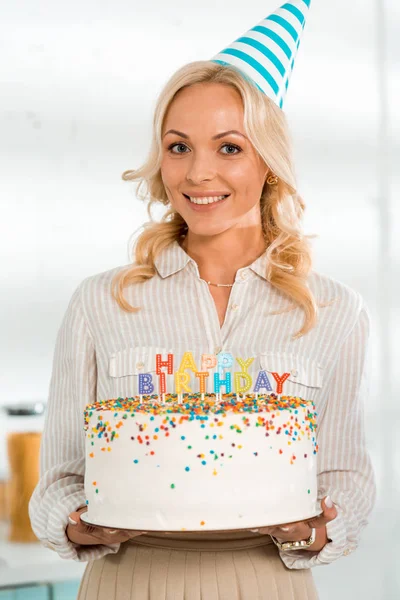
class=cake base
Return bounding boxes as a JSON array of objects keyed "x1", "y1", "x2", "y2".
[{"x1": 80, "y1": 507, "x2": 323, "y2": 533}]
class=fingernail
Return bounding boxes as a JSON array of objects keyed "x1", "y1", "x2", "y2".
[
  {"x1": 68, "y1": 517, "x2": 77, "y2": 525},
  {"x1": 250, "y1": 528, "x2": 259, "y2": 533},
  {"x1": 107, "y1": 529, "x2": 117, "y2": 534},
  {"x1": 325, "y1": 495, "x2": 333, "y2": 508},
  {"x1": 280, "y1": 526, "x2": 290, "y2": 532}
]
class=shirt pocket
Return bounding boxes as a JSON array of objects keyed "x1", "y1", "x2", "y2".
[
  {"x1": 258, "y1": 352, "x2": 324, "y2": 402},
  {"x1": 109, "y1": 346, "x2": 170, "y2": 399}
]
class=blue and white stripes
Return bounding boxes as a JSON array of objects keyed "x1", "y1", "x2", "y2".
[{"x1": 210, "y1": 0, "x2": 312, "y2": 109}]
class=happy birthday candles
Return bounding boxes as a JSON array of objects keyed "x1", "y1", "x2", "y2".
[{"x1": 134, "y1": 351, "x2": 292, "y2": 399}]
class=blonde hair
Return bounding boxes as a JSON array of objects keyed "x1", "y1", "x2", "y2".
[{"x1": 112, "y1": 60, "x2": 331, "y2": 339}]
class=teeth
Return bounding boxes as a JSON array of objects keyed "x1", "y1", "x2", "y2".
[{"x1": 188, "y1": 195, "x2": 228, "y2": 205}]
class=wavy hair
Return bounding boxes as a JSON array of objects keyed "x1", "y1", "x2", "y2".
[{"x1": 112, "y1": 60, "x2": 331, "y2": 339}]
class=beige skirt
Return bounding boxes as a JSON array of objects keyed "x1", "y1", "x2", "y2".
[{"x1": 77, "y1": 531, "x2": 319, "y2": 600}]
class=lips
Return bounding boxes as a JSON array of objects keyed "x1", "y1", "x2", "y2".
[{"x1": 182, "y1": 193, "x2": 230, "y2": 210}]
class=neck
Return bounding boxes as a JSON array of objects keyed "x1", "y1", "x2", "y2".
[{"x1": 180, "y1": 228, "x2": 266, "y2": 285}]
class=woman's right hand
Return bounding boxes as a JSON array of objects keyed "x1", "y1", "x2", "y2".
[{"x1": 66, "y1": 506, "x2": 148, "y2": 546}]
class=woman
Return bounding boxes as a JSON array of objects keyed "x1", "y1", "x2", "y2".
[{"x1": 29, "y1": 4, "x2": 376, "y2": 599}]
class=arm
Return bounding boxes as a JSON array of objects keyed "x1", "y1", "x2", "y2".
[
  {"x1": 28, "y1": 281, "x2": 122, "y2": 561},
  {"x1": 279, "y1": 300, "x2": 377, "y2": 568}
]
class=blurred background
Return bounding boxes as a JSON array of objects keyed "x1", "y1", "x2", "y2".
[{"x1": 1, "y1": 0, "x2": 399, "y2": 598}]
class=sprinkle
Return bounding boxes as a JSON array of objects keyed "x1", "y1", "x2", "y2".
[
  {"x1": 170, "y1": 483, "x2": 175, "y2": 489},
  {"x1": 133, "y1": 459, "x2": 139, "y2": 463},
  {"x1": 83, "y1": 394, "x2": 318, "y2": 465},
  {"x1": 185, "y1": 466, "x2": 190, "y2": 472},
  {"x1": 200, "y1": 521, "x2": 205, "y2": 526}
]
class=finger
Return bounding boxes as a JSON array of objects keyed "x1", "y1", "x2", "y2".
[
  {"x1": 268, "y1": 522, "x2": 310, "y2": 539},
  {"x1": 68, "y1": 511, "x2": 96, "y2": 535},
  {"x1": 305, "y1": 496, "x2": 337, "y2": 529},
  {"x1": 257, "y1": 528, "x2": 272, "y2": 535},
  {"x1": 92, "y1": 531, "x2": 131, "y2": 544}
]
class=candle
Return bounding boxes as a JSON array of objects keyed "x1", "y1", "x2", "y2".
[{"x1": 201, "y1": 393, "x2": 204, "y2": 402}]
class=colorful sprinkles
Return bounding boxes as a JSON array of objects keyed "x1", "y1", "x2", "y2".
[
  {"x1": 84, "y1": 393, "x2": 318, "y2": 469},
  {"x1": 84, "y1": 393, "x2": 316, "y2": 424}
]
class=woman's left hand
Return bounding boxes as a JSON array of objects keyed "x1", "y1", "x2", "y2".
[{"x1": 250, "y1": 496, "x2": 338, "y2": 552}]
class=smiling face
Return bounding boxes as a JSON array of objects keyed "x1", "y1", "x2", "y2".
[{"x1": 160, "y1": 82, "x2": 269, "y2": 238}]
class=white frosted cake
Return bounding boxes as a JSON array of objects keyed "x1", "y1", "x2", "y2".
[{"x1": 83, "y1": 393, "x2": 319, "y2": 531}]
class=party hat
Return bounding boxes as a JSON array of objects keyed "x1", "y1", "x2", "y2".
[{"x1": 210, "y1": 0, "x2": 312, "y2": 109}]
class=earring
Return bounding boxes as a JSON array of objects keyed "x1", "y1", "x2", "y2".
[{"x1": 266, "y1": 174, "x2": 279, "y2": 185}]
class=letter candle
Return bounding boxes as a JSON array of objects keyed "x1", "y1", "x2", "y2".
[
  {"x1": 195, "y1": 371, "x2": 209, "y2": 405},
  {"x1": 156, "y1": 353, "x2": 174, "y2": 403}
]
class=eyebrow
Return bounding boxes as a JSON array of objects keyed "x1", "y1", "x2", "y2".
[{"x1": 162, "y1": 129, "x2": 248, "y2": 141}]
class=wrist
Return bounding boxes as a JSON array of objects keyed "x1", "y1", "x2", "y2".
[{"x1": 305, "y1": 526, "x2": 329, "y2": 552}]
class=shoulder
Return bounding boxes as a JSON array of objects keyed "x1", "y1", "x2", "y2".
[
  {"x1": 78, "y1": 264, "x2": 130, "y2": 293},
  {"x1": 72, "y1": 264, "x2": 131, "y2": 312},
  {"x1": 308, "y1": 268, "x2": 370, "y2": 332}
]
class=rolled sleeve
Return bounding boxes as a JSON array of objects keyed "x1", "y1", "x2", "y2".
[
  {"x1": 279, "y1": 300, "x2": 377, "y2": 569},
  {"x1": 29, "y1": 281, "x2": 122, "y2": 562}
]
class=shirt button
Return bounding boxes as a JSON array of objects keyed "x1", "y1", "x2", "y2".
[
  {"x1": 240, "y1": 271, "x2": 248, "y2": 280},
  {"x1": 214, "y1": 346, "x2": 222, "y2": 355},
  {"x1": 136, "y1": 361, "x2": 145, "y2": 370},
  {"x1": 291, "y1": 369, "x2": 298, "y2": 377},
  {"x1": 343, "y1": 548, "x2": 351, "y2": 556},
  {"x1": 231, "y1": 303, "x2": 239, "y2": 311}
]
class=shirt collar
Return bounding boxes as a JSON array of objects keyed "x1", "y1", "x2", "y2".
[
  {"x1": 154, "y1": 240, "x2": 192, "y2": 278},
  {"x1": 154, "y1": 240, "x2": 269, "y2": 281}
]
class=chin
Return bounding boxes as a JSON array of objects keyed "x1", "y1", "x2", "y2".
[{"x1": 185, "y1": 222, "x2": 233, "y2": 237}]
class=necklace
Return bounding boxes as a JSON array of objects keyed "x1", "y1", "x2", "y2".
[{"x1": 207, "y1": 281, "x2": 234, "y2": 288}]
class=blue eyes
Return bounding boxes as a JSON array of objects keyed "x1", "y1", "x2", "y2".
[{"x1": 167, "y1": 142, "x2": 242, "y2": 155}]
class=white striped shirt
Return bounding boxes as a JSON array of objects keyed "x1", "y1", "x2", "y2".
[{"x1": 29, "y1": 240, "x2": 376, "y2": 568}]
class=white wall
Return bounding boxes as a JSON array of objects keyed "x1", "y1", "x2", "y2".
[{"x1": 2, "y1": 1, "x2": 399, "y2": 597}]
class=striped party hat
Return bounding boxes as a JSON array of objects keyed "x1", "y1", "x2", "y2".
[{"x1": 210, "y1": 0, "x2": 312, "y2": 109}]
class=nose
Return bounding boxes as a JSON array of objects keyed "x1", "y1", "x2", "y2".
[{"x1": 185, "y1": 151, "x2": 216, "y2": 184}]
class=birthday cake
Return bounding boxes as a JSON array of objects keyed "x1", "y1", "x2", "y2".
[{"x1": 83, "y1": 389, "x2": 319, "y2": 531}]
